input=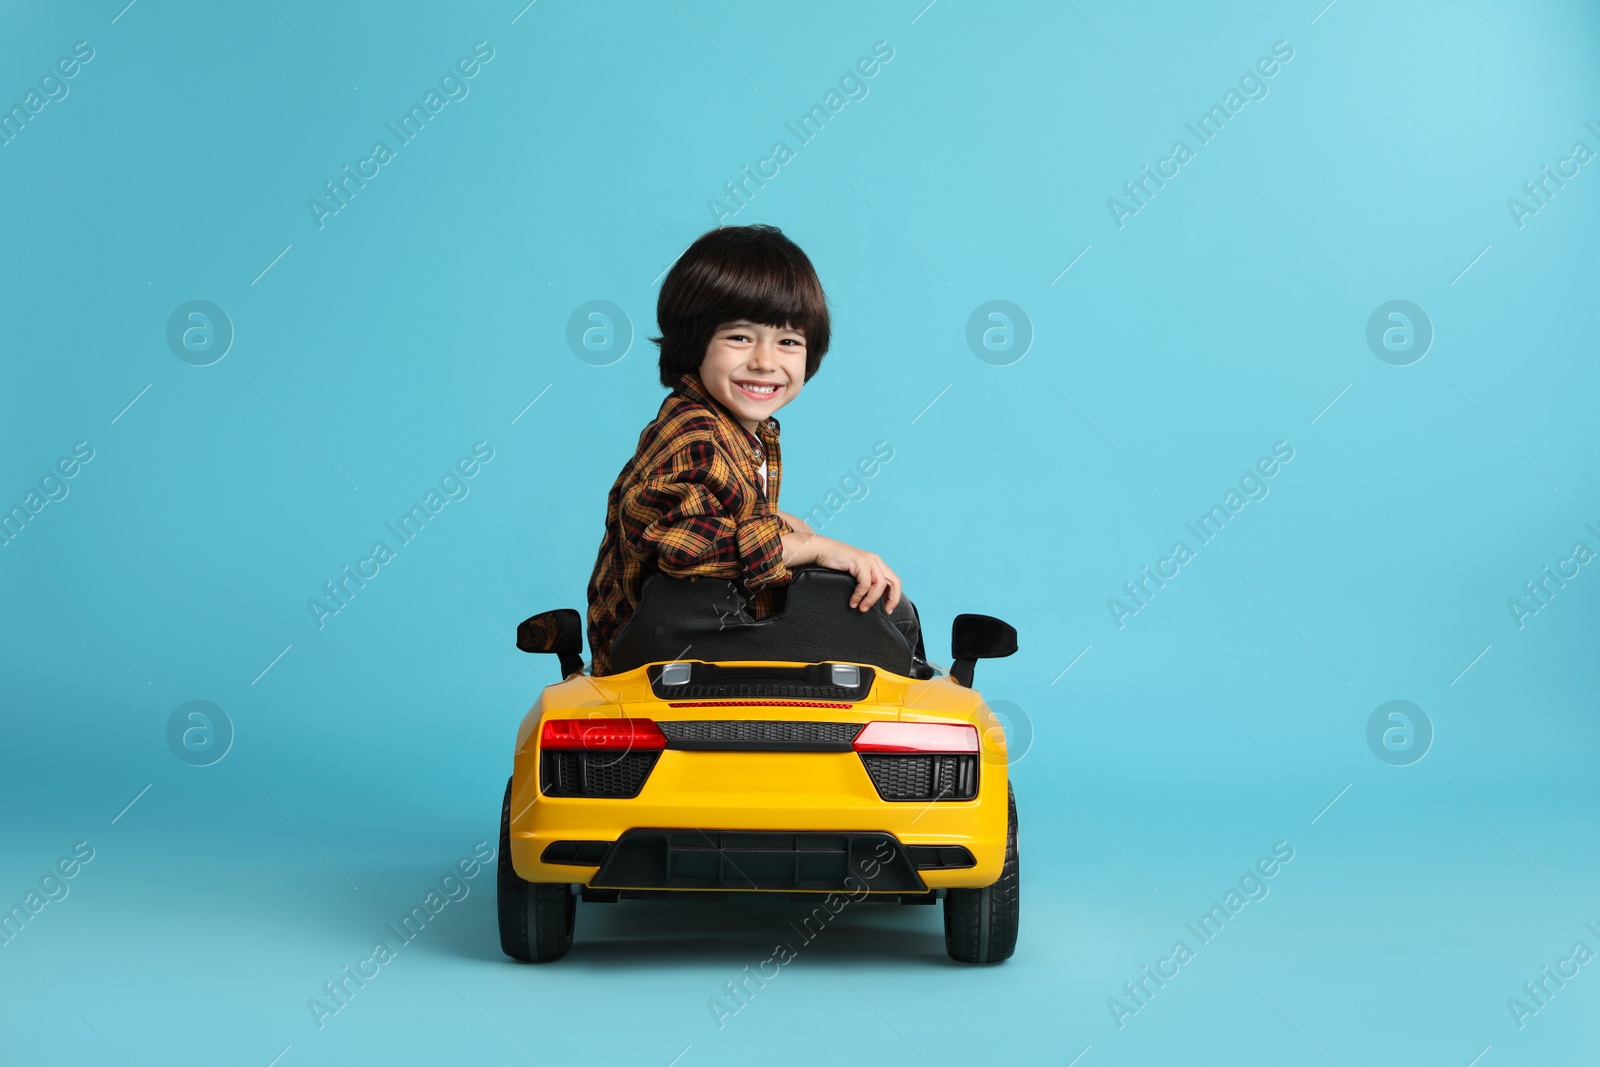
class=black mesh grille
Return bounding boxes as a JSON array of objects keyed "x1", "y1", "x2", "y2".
[
  {"x1": 648, "y1": 663, "x2": 874, "y2": 701},
  {"x1": 658, "y1": 721, "x2": 863, "y2": 745},
  {"x1": 591, "y1": 830, "x2": 926, "y2": 892},
  {"x1": 660, "y1": 682, "x2": 863, "y2": 700},
  {"x1": 861, "y1": 754, "x2": 978, "y2": 801},
  {"x1": 540, "y1": 751, "x2": 659, "y2": 798}
]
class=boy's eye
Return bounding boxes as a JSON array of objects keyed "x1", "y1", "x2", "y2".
[{"x1": 722, "y1": 331, "x2": 802, "y2": 345}]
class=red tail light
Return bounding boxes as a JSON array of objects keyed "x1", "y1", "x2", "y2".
[
  {"x1": 540, "y1": 717, "x2": 667, "y2": 751},
  {"x1": 853, "y1": 722, "x2": 979, "y2": 753}
]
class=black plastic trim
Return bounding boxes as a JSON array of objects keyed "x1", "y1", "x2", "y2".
[
  {"x1": 907, "y1": 845, "x2": 977, "y2": 869},
  {"x1": 607, "y1": 568, "x2": 916, "y2": 678},
  {"x1": 541, "y1": 840, "x2": 612, "y2": 865},
  {"x1": 589, "y1": 829, "x2": 926, "y2": 892},
  {"x1": 657, "y1": 720, "x2": 863, "y2": 752},
  {"x1": 539, "y1": 750, "x2": 660, "y2": 798},
  {"x1": 647, "y1": 661, "x2": 874, "y2": 702},
  {"x1": 860, "y1": 753, "x2": 979, "y2": 802},
  {"x1": 669, "y1": 739, "x2": 854, "y2": 752}
]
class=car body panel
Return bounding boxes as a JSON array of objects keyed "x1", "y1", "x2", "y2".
[{"x1": 507, "y1": 658, "x2": 1009, "y2": 892}]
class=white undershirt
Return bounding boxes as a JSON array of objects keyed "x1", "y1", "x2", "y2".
[{"x1": 756, "y1": 458, "x2": 768, "y2": 498}]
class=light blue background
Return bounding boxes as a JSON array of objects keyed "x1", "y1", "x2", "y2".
[{"x1": 3, "y1": 1, "x2": 1597, "y2": 1064}]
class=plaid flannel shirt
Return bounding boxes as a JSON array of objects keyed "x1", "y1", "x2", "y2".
[{"x1": 585, "y1": 371, "x2": 793, "y2": 675}]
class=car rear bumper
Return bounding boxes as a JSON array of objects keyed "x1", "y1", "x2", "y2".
[{"x1": 508, "y1": 749, "x2": 1008, "y2": 890}]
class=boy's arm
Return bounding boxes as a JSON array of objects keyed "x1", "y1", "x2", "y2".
[
  {"x1": 773, "y1": 508, "x2": 812, "y2": 538},
  {"x1": 621, "y1": 438, "x2": 790, "y2": 590},
  {"x1": 778, "y1": 529, "x2": 902, "y2": 614}
]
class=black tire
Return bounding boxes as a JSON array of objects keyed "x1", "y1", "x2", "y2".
[
  {"x1": 943, "y1": 781, "x2": 1019, "y2": 964},
  {"x1": 497, "y1": 777, "x2": 576, "y2": 962}
]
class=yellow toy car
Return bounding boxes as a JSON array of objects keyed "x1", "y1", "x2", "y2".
[{"x1": 498, "y1": 566, "x2": 1019, "y2": 963}]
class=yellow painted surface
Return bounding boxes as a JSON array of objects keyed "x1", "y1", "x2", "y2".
[{"x1": 506, "y1": 660, "x2": 1011, "y2": 891}]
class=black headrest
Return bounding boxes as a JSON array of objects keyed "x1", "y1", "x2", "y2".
[{"x1": 604, "y1": 566, "x2": 915, "y2": 677}]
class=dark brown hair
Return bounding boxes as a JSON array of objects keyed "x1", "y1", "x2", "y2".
[{"x1": 651, "y1": 224, "x2": 831, "y2": 389}]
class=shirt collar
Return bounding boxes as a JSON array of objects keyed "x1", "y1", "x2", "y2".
[{"x1": 675, "y1": 370, "x2": 780, "y2": 443}]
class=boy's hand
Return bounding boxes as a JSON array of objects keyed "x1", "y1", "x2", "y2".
[{"x1": 793, "y1": 534, "x2": 902, "y2": 614}]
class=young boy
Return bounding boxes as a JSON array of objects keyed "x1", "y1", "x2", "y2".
[{"x1": 585, "y1": 224, "x2": 926, "y2": 676}]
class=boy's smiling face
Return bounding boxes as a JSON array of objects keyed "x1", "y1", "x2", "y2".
[{"x1": 698, "y1": 320, "x2": 807, "y2": 433}]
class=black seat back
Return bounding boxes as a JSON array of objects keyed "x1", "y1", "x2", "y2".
[{"x1": 604, "y1": 566, "x2": 915, "y2": 677}]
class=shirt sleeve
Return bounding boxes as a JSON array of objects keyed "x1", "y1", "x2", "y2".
[{"x1": 620, "y1": 437, "x2": 791, "y2": 590}]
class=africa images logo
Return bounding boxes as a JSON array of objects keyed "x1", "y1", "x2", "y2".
[
  {"x1": 1107, "y1": 41, "x2": 1295, "y2": 229},
  {"x1": 1107, "y1": 442, "x2": 1294, "y2": 628},
  {"x1": 307, "y1": 442, "x2": 494, "y2": 629},
  {"x1": 307, "y1": 42, "x2": 495, "y2": 230}
]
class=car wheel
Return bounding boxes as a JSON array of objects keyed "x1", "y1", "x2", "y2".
[
  {"x1": 943, "y1": 780, "x2": 1018, "y2": 964},
  {"x1": 497, "y1": 777, "x2": 576, "y2": 962}
]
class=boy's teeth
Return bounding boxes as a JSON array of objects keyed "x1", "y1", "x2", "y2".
[{"x1": 742, "y1": 383, "x2": 777, "y2": 394}]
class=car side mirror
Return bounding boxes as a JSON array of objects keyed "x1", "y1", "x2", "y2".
[
  {"x1": 516, "y1": 608, "x2": 585, "y2": 679},
  {"x1": 950, "y1": 613, "x2": 1018, "y2": 688}
]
